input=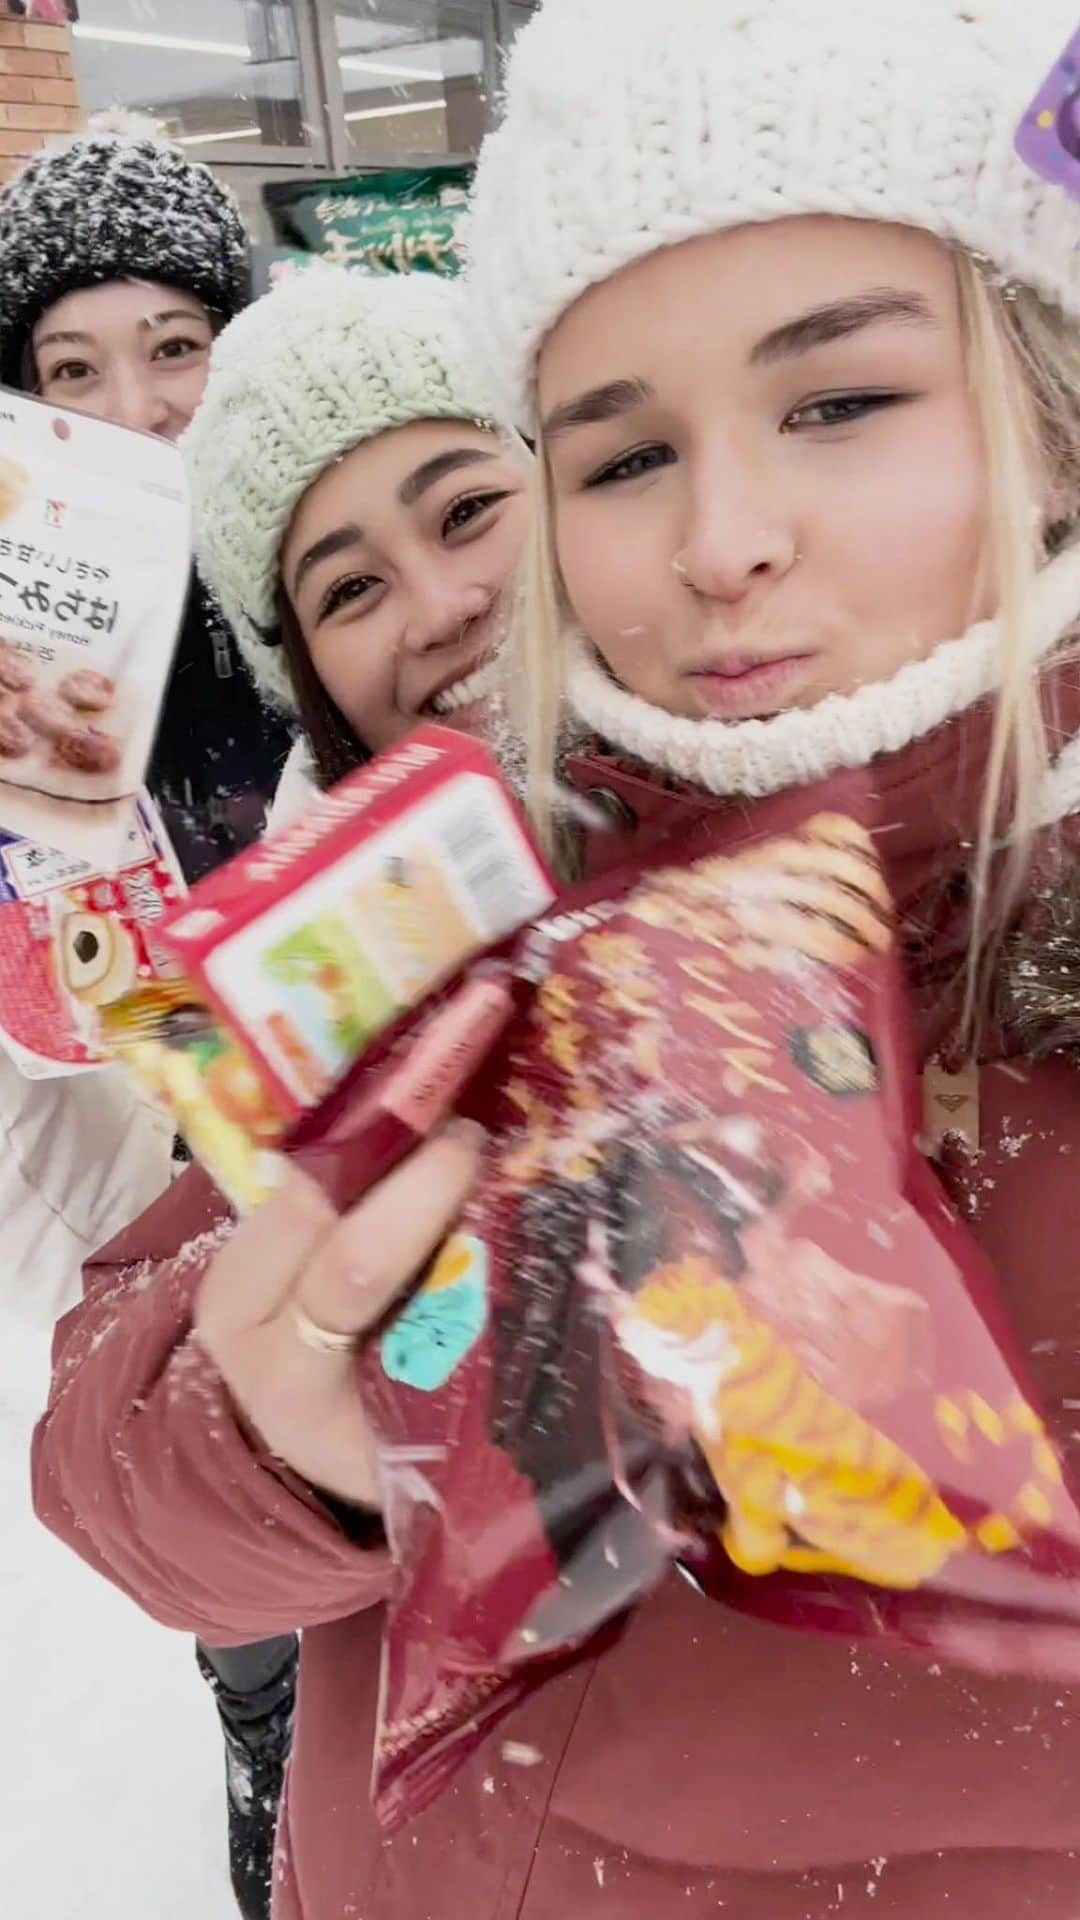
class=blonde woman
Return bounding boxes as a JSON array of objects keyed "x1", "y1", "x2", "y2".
[{"x1": 29, "y1": 3, "x2": 1080, "y2": 1917}]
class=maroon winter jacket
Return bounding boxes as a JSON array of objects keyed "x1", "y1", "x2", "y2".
[{"x1": 32, "y1": 700, "x2": 1080, "y2": 1919}]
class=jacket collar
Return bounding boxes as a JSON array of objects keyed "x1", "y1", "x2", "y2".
[
  {"x1": 564, "y1": 693, "x2": 1004, "y2": 911},
  {"x1": 565, "y1": 665, "x2": 1080, "y2": 1064}
]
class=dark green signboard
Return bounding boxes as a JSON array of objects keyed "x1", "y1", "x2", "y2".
[{"x1": 263, "y1": 165, "x2": 475, "y2": 279}]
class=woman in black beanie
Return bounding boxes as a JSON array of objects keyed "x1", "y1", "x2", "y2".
[
  {"x1": 0, "y1": 110, "x2": 294, "y2": 1920},
  {"x1": 0, "y1": 107, "x2": 293, "y2": 878}
]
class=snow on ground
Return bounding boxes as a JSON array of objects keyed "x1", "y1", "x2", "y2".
[{"x1": 1, "y1": 1302, "x2": 234, "y2": 1919}]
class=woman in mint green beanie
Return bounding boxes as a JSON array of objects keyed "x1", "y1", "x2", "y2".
[{"x1": 184, "y1": 266, "x2": 530, "y2": 819}]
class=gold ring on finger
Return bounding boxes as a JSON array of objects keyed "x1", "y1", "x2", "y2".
[{"x1": 291, "y1": 1303, "x2": 363, "y2": 1356}]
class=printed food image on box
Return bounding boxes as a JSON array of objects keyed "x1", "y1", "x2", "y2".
[
  {"x1": 101, "y1": 980, "x2": 289, "y2": 1213},
  {"x1": 262, "y1": 909, "x2": 397, "y2": 1099},
  {"x1": 256, "y1": 839, "x2": 481, "y2": 1103},
  {"x1": 350, "y1": 843, "x2": 476, "y2": 995},
  {"x1": 215, "y1": 781, "x2": 545, "y2": 1107}
]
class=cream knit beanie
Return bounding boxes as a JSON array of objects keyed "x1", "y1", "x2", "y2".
[
  {"x1": 183, "y1": 267, "x2": 496, "y2": 711},
  {"x1": 465, "y1": 0, "x2": 1080, "y2": 433}
]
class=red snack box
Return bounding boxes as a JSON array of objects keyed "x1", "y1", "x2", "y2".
[
  {"x1": 156, "y1": 727, "x2": 555, "y2": 1125},
  {"x1": 287, "y1": 965, "x2": 522, "y2": 1213}
]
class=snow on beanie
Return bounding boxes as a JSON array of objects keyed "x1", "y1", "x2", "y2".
[
  {"x1": 183, "y1": 267, "x2": 497, "y2": 712},
  {"x1": 464, "y1": 0, "x2": 1080, "y2": 433},
  {"x1": 0, "y1": 109, "x2": 249, "y2": 387}
]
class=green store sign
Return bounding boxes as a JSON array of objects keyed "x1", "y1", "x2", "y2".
[{"x1": 263, "y1": 165, "x2": 474, "y2": 279}]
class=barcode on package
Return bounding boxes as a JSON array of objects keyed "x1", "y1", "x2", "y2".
[
  {"x1": 2, "y1": 810, "x2": 153, "y2": 900},
  {"x1": 433, "y1": 780, "x2": 550, "y2": 939}
]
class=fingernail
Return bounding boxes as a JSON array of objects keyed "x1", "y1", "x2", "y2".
[
  {"x1": 256, "y1": 1151, "x2": 290, "y2": 1198},
  {"x1": 440, "y1": 1117, "x2": 488, "y2": 1149}
]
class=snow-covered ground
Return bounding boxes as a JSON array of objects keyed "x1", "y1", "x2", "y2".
[{"x1": 1, "y1": 1302, "x2": 234, "y2": 1919}]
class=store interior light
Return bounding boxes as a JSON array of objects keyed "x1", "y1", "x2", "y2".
[
  {"x1": 177, "y1": 127, "x2": 262, "y2": 147},
  {"x1": 72, "y1": 27, "x2": 249, "y2": 60},
  {"x1": 345, "y1": 99, "x2": 445, "y2": 124},
  {"x1": 340, "y1": 56, "x2": 444, "y2": 83}
]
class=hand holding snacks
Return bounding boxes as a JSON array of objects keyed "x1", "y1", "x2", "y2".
[
  {"x1": 98, "y1": 736, "x2": 1080, "y2": 1837},
  {"x1": 105, "y1": 729, "x2": 554, "y2": 1208},
  {"x1": 193, "y1": 1127, "x2": 485, "y2": 1511}
]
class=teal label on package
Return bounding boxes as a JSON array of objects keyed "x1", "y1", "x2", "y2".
[{"x1": 381, "y1": 1233, "x2": 488, "y2": 1392}]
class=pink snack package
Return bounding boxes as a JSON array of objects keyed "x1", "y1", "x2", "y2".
[{"x1": 0, "y1": 791, "x2": 186, "y2": 1078}]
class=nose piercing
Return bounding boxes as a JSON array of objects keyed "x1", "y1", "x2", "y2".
[{"x1": 673, "y1": 546, "x2": 801, "y2": 575}]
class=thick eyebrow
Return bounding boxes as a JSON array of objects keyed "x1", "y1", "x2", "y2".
[
  {"x1": 541, "y1": 377, "x2": 655, "y2": 443},
  {"x1": 749, "y1": 289, "x2": 938, "y2": 366},
  {"x1": 291, "y1": 524, "x2": 365, "y2": 600},
  {"x1": 34, "y1": 328, "x2": 92, "y2": 351},
  {"x1": 398, "y1": 446, "x2": 498, "y2": 506}
]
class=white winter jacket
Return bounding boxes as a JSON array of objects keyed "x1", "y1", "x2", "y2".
[
  {"x1": 2, "y1": 740, "x2": 318, "y2": 1329},
  {"x1": 268, "y1": 737, "x2": 319, "y2": 832},
  {"x1": 0, "y1": 1054, "x2": 174, "y2": 1328}
]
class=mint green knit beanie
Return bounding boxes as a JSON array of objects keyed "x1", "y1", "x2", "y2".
[{"x1": 183, "y1": 266, "x2": 495, "y2": 711}]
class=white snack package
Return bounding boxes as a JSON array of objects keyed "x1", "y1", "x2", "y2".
[{"x1": 0, "y1": 392, "x2": 190, "y2": 864}]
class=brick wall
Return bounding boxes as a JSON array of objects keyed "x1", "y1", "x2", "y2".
[{"x1": 0, "y1": 1, "x2": 80, "y2": 185}]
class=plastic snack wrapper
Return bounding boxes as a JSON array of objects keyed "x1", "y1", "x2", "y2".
[
  {"x1": 93, "y1": 741, "x2": 1080, "y2": 1830},
  {"x1": 337, "y1": 806, "x2": 1080, "y2": 1831},
  {"x1": 0, "y1": 792, "x2": 186, "y2": 1078},
  {"x1": 0, "y1": 392, "x2": 190, "y2": 864}
]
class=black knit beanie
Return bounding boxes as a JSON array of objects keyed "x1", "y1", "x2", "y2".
[{"x1": 0, "y1": 111, "x2": 250, "y2": 387}]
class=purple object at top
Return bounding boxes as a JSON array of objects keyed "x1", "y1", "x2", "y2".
[{"x1": 1016, "y1": 21, "x2": 1080, "y2": 200}]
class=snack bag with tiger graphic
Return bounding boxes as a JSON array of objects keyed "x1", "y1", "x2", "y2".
[{"x1": 353, "y1": 802, "x2": 1080, "y2": 1831}]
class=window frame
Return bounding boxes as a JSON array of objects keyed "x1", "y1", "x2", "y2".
[
  {"x1": 172, "y1": 0, "x2": 331, "y2": 172},
  {"x1": 74, "y1": 1, "x2": 529, "y2": 174},
  {"x1": 316, "y1": 0, "x2": 502, "y2": 173}
]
